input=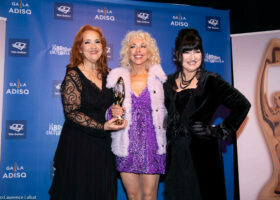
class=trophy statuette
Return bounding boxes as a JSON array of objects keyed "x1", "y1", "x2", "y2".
[{"x1": 114, "y1": 77, "x2": 125, "y2": 125}]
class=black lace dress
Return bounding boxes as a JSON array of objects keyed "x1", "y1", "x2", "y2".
[{"x1": 49, "y1": 67, "x2": 116, "y2": 200}]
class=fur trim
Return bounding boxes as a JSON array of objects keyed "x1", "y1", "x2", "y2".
[
  {"x1": 149, "y1": 64, "x2": 167, "y2": 83},
  {"x1": 146, "y1": 64, "x2": 167, "y2": 155},
  {"x1": 107, "y1": 67, "x2": 131, "y2": 157},
  {"x1": 106, "y1": 64, "x2": 167, "y2": 157}
]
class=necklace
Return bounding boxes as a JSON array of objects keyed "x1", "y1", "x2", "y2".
[{"x1": 180, "y1": 70, "x2": 199, "y2": 89}]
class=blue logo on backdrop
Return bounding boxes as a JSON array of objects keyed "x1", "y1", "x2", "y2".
[
  {"x1": 170, "y1": 14, "x2": 189, "y2": 27},
  {"x1": 204, "y1": 52, "x2": 224, "y2": 63},
  {"x1": 135, "y1": 10, "x2": 152, "y2": 26},
  {"x1": 106, "y1": 44, "x2": 113, "y2": 61},
  {"x1": 95, "y1": 7, "x2": 115, "y2": 22},
  {"x1": 49, "y1": 44, "x2": 71, "y2": 56},
  {"x1": 6, "y1": 120, "x2": 27, "y2": 139},
  {"x1": 8, "y1": 39, "x2": 29, "y2": 57},
  {"x1": 52, "y1": 80, "x2": 61, "y2": 98},
  {"x1": 54, "y1": 2, "x2": 73, "y2": 20},
  {"x1": 206, "y1": 16, "x2": 221, "y2": 31},
  {"x1": 8, "y1": 1, "x2": 32, "y2": 15},
  {"x1": 46, "y1": 122, "x2": 62, "y2": 136},
  {"x1": 2, "y1": 162, "x2": 27, "y2": 179},
  {"x1": 6, "y1": 79, "x2": 30, "y2": 95}
]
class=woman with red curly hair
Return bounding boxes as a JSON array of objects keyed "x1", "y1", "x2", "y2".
[{"x1": 49, "y1": 25, "x2": 127, "y2": 200}]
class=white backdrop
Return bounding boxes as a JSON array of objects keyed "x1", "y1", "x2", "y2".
[
  {"x1": 0, "y1": 17, "x2": 7, "y2": 162},
  {"x1": 231, "y1": 30, "x2": 280, "y2": 200}
]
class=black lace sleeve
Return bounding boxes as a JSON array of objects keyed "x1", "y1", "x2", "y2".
[{"x1": 61, "y1": 69, "x2": 104, "y2": 130}]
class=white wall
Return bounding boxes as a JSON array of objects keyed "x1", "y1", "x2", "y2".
[{"x1": 0, "y1": 17, "x2": 7, "y2": 161}]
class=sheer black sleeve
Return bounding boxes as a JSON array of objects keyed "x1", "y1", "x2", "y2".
[{"x1": 61, "y1": 69, "x2": 104, "y2": 130}]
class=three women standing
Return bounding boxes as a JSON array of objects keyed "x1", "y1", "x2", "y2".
[
  {"x1": 50, "y1": 25, "x2": 250, "y2": 200},
  {"x1": 106, "y1": 30, "x2": 167, "y2": 200}
]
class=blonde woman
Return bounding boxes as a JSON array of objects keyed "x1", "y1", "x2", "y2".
[{"x1": 107, "y1": 30, "x2": 167, "y2": 200}]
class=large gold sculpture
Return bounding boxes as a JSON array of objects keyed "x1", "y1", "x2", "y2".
[{"x1": 257, "y1": 38, "x2": 280, "y2": 199}]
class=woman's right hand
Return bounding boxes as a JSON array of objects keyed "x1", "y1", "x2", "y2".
[
  {"x1": 111, "y1": 104, "x2": 125, "y2": 118},
  {"x1": 104, "y1": 117, "x2": 127, "y2": 131}
]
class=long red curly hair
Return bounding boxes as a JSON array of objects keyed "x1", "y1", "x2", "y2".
[{"x1": 68, "y1": 25, "x2": 109, "y2": 76}]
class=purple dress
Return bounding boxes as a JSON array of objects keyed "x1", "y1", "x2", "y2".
[{"x1": 116, "y1": 87, "x2": 166, "y2": 174}]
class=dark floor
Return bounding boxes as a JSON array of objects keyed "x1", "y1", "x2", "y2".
[{"x1": 137, "y1": 0, "x2": 280, "y2": 34}]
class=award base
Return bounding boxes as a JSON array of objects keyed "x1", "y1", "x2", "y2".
[{"x1": 115, "y1": 116, "x2": 124, "y2": 125}]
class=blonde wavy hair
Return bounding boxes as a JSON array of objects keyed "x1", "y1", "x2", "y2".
[{"x1": 120, "y1": 30, "x2": 160, "y2": 70}]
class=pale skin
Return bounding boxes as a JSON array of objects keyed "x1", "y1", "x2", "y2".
[
  {"x1": 78, "y1": 30, "x2": 127, "y2": 131},
  {"x1": 112, "y1": 37, "x2": 160, "y2": 200},
  {"x1": 175, "y1": 49, "x2": 202, "y2": 91}
]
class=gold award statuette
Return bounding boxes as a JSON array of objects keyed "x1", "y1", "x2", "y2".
[
  {"x1": 257, "y1": 38, "x2": 280, "y2": 199},
  {"x1": 114, "y1": 77, "x2": 125, "y2": 125}
]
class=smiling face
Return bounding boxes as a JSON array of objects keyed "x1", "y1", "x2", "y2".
[
  {"x1": 128, "y1": 37, "x2": 150, "y2": 68},
  {"x1": 181, "y1": 49, "x2": 202, "y2": 73},
  {"x1": 80, "y1": 30, "x2": 103, "y2": 65}
]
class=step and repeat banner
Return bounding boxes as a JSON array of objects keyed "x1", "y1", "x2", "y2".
[{"x1": 0, "y1": 0, "x2": 232, "y2": 199}]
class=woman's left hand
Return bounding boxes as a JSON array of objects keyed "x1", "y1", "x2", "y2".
[
  {"x1": 190, "y1": 121, "x2": 229, "y2": 141},
  {"x1": 104, "y1": 118, "x2": 128, "y2": 131}
]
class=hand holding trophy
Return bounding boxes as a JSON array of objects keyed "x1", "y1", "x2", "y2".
[{"x1": 114, "y1": 77, "x2": 125, "y2": 125}]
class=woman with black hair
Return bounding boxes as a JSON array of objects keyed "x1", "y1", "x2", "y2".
[{"x1": 163, "y1": 28, "x2": 251, "y2": 200}]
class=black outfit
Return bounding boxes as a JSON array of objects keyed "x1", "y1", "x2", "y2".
[
  {"x1": 49, "y1": 67, "x2": 116, "y2": 200},
  {"x1": 164, "y1": 70, "x2": 251, "y2": 200}
]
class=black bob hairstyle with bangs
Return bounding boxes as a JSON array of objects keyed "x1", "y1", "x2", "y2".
[{"x1": 174, "y1": 28, "x2": 205, "y2": 70}]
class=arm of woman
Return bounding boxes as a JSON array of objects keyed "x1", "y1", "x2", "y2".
[
  {"x1": 213, "y1": 73, "x2": 251, "y2": 132},
  {"x1": 61, "y1": 70, "x2": 126, "y2": 131},
  {"x1": 191, "y1": 73, "x2": 251, "y2": 140}
]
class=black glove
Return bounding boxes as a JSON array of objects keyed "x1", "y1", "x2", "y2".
[{"x1": 190, "y1": 121, "x2": 230, "y2": 141}]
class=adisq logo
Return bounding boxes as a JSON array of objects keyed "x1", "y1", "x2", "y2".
[
  {"x1": 95, "y1": 7, "x2": 115, "y2": 21},
  {"x1": 9, "y1": 1, "x2": 32, "y2": 15},
  {"x1": 171, "y1": 14, "x2": 188, "y2": 27},
  {"x1": 2, "y1": 162, "x2": 27, "y2": 179},
  {"x1": 6, "y1": 79, "x2": 30, "y2": 95}
]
